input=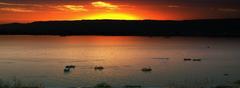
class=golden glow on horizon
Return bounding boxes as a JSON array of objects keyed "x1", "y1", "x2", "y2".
[
  {"x1": 0, "y1": 1, "x2": 196, "y2": 23},
  {"x1": 84, "y1": 13, "x2": 139, "y2": 20}
]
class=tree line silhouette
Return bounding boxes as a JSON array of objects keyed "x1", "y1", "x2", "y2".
[{"x1": 0, "y1": 19, "x2": 240, "y2": 37}]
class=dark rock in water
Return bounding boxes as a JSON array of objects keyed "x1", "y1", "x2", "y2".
[
  {"x1": 94, "y1": 66, "x2": 104, "y2": 70},
  {"x1": 184, "y1": 58, "x2": 192, "y2": 61},
  {"x1": 64, "y1": 65, "x2": 75, "y2": 73},
  {"x1": 152, "y1": 58, "x2": 169, "y2": 60},
  {"x1": 141, "y1": 67, "x2": 152, "y2": 72},
  {"x1": 207, "y1": 46, "x2": 211, "y2": 48},
  {"x1": 125, "y1": 85, "x2": 142, "y2": 88},
  {"x1": 193, "y1": 58, "x2": 202, "y2": 61},
  {"x1": 94, "y1": 83, "x2": 112, "y2": 88},
  {"x1": 224, "y1": 74, "x2": 229, "y2": 76},
  {"x1": 184, "y1": 58, "x2": 202, "y2": 61},
  {"x1": 64, "y1": 68, "x2": 70, "y2": 72},
  {"x1": 65, "y1": 65, "x2": 76, "y2": 68}
]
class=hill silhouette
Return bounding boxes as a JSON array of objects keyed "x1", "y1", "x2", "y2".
[{"x1": 0, "y1": 19, "x2": 240, "y2": 37}]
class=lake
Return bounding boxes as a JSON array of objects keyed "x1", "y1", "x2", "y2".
[{"x1": 0, "y1": 36, "x2": 240, "y2": 88}]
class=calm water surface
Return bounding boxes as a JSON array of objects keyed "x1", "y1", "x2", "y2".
[{"x1": 0, "y1": 36, "x2": 240, "y2": 88}]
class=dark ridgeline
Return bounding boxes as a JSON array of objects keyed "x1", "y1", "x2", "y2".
[{"x1": 0, "y1": 19, "x2": 240, "y2": 37}]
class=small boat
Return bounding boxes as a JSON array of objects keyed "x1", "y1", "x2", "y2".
[
  {"x1": 94, "y1": 66, "x2": 104, "y2": 70},
  {"x1": 141, "y1": 67, "x2": 152, "y2": 72},
  {"x1": 184, "y1": 58, "x2": 192, "y2": 61},
  {"x1": 65, "y1": 65, "x2": 76, "y2": 68},
  {"x1": 193, "y1": 58, "x2": 202, "y2": 61}
]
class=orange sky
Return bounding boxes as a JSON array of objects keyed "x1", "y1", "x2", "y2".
[
  {"x1": 0, "y1": 1, "x2": 161, "y2": 22},
  {"x1": 0, "y1": 0, "x2": 239, "y2": 23}
]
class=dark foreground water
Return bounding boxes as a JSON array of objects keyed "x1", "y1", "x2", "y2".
[{"x1": 0, "y1": 36, "x2": 240, "y2": 88}]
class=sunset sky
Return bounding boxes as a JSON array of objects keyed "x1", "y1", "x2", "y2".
[{"x1": 0, "y1": 0, "x2": 240, "y2": 23}]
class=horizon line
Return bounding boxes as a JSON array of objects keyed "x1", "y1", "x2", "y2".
[{"x1": 1, "y1": 18, "x2": 240, "y2": 25}]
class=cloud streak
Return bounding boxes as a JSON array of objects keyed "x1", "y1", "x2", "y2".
[
  {"x1": 91, "y1": 1, "x2": 118, "y2": 10},
  {"x1": 56, "y1": 5, "x2": 88, "y2": 12},
  {"x1": 0, "y1": 2, "x2": 27, "y2": 6},
  {"x1": 0, "y1": 7, "x2": 33, "y2": 12},
  {"x1": 0, "y1": 2, "x2": 41, "y2": 7},
  {"x1": 0, "y1": 2, "x2": 41, "y2": 13}
]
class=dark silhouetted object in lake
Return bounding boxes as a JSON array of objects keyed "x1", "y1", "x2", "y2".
[{"x1": 0, "y1": 19, "x2": 240, "y2": 37}]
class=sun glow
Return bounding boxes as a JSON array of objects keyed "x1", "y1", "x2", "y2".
[{"x1": 84, "y1": 13, "x2": 139, "y2": 20}]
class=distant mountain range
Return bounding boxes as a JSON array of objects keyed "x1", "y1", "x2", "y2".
[{"x1": 0, "y1": 19, "x2": 240, "y2": 37}]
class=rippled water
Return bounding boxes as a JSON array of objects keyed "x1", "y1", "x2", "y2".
[{"x1": 0, "y1": 36, "x2": 240, "y2": 88}]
